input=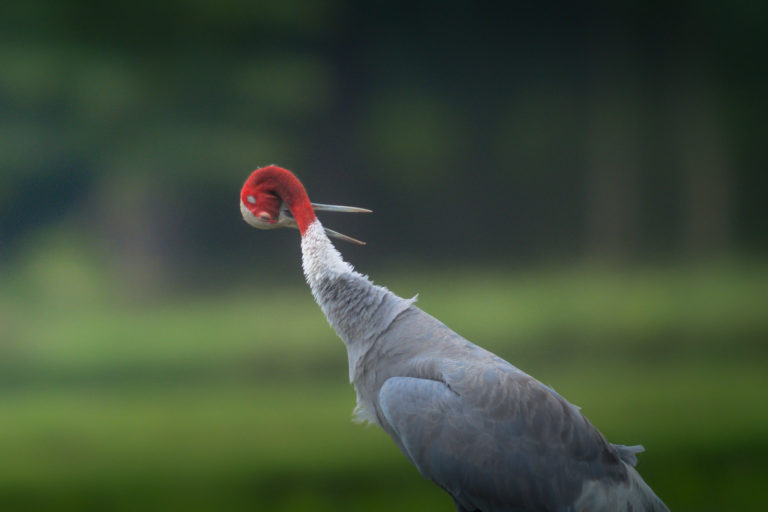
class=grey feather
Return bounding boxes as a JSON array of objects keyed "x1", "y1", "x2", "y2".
[
  {"x1": 301, "y1": 222, "x2": 669, "y2": 512},
  {"x1": 613, "y1": 444, "x2": 644, "y2": 467}
]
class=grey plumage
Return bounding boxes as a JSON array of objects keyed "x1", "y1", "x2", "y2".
[
  {"x1": 300, "y1": 222, "x2": 669, "y2": 512},
  {"x1": 240, "y1": 165, "x2": 668, "y2": 511}
]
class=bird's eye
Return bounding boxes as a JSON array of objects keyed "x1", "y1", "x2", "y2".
[{"x1": 247, "y1": 195, "x2": 257, "y2": 204}]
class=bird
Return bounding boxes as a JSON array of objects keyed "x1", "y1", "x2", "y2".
[{"x1": 240, "y1": 165, "x2": 669, "y2": 512}]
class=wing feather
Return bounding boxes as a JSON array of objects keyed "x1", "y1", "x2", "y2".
[
  {"x1": 379, "y1": 373, "x2": 628, "y2": 512},
  {"x1": 367, "y1": 306, "x2": 667, "y2": 512}
]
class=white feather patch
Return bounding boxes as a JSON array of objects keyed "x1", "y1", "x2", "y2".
[
  {"x1": 301, "y1": 220, "x2": 354, "y2": 288},
  {"x1": 300, "y1": 219, "x2": 418, "y2": 426}
]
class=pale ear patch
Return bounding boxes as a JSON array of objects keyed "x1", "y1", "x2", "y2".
[{"x1": 247, "y1": 195, "x2": 257, "y2": 204}]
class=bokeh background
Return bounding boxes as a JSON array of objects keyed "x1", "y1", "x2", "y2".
[{"x1": 1, "y1": 1, "x2": 767, "y2": 511}]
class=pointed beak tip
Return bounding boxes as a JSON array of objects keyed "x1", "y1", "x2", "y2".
[{"x1": 311, "y1": 203, "x2": 372, "y2": 214}]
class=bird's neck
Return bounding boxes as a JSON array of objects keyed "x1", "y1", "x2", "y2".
[
  {"x1": 301, "y1": 219, "x2": 355, "y2": 291},
  {"x1": 301, "y1": 220, "x2": 415, "y2": 381},
  {"x1": 280, "y1": 187, "x2": 315, "y2": 236}
]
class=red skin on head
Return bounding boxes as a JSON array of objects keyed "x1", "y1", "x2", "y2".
[{"x1": 240, "y1": 166, "x2": 317, "y2": 235}]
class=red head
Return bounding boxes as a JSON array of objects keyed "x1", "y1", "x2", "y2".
[
  {"x1": 241, "y1": 166, "x2": 372, "y2": 244},
  {"x1": 240, "y1": 166, "x2": 316, "y2": 235}
]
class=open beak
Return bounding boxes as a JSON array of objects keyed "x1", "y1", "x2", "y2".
[
  {"x1": 312, "y1": 203, "x2": 372, "y2": 245},
  {"x1": 279, "y1": 202, "x2": 372, "y2": 245}
]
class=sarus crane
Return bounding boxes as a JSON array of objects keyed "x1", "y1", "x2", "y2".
[{"x1": 240, "y1": 165, "x2": 669, "y2": 512}]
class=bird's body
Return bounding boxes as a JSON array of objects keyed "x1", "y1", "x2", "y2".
[{"x1": 241, "y1": 166, "x2": 669, "y2": 512}]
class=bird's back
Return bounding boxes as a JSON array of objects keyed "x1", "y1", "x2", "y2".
[{"x1": 357, "y1": 305, "x2": 668, "y2": 512}]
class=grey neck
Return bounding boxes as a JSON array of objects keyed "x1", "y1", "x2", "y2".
[{"x1": 300, "y1": 220, "x2": 415, "y2": 381}]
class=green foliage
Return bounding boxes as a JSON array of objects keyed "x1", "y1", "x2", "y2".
[
  {"x1": 1, "y1": 262, "x2": 767, "y2": 510},
  {"x1": 2, "y1": 3, "x2": 765, "y2": 508}
]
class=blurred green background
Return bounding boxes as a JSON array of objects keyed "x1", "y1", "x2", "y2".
[{"x1": 1, "y1": 1, "x2": 767, "y2": 511}]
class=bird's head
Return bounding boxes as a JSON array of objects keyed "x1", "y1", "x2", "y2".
[
  {"x1": 240, "y1": 166, "x2": 371, "y2": 244},
  {"x1": 240, "y1": 166, "x2": 304, "y2": 231}
]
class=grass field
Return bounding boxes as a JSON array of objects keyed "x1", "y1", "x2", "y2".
[{"x1": 1, "y1": 261, "x2": 766, "y2": 510}]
